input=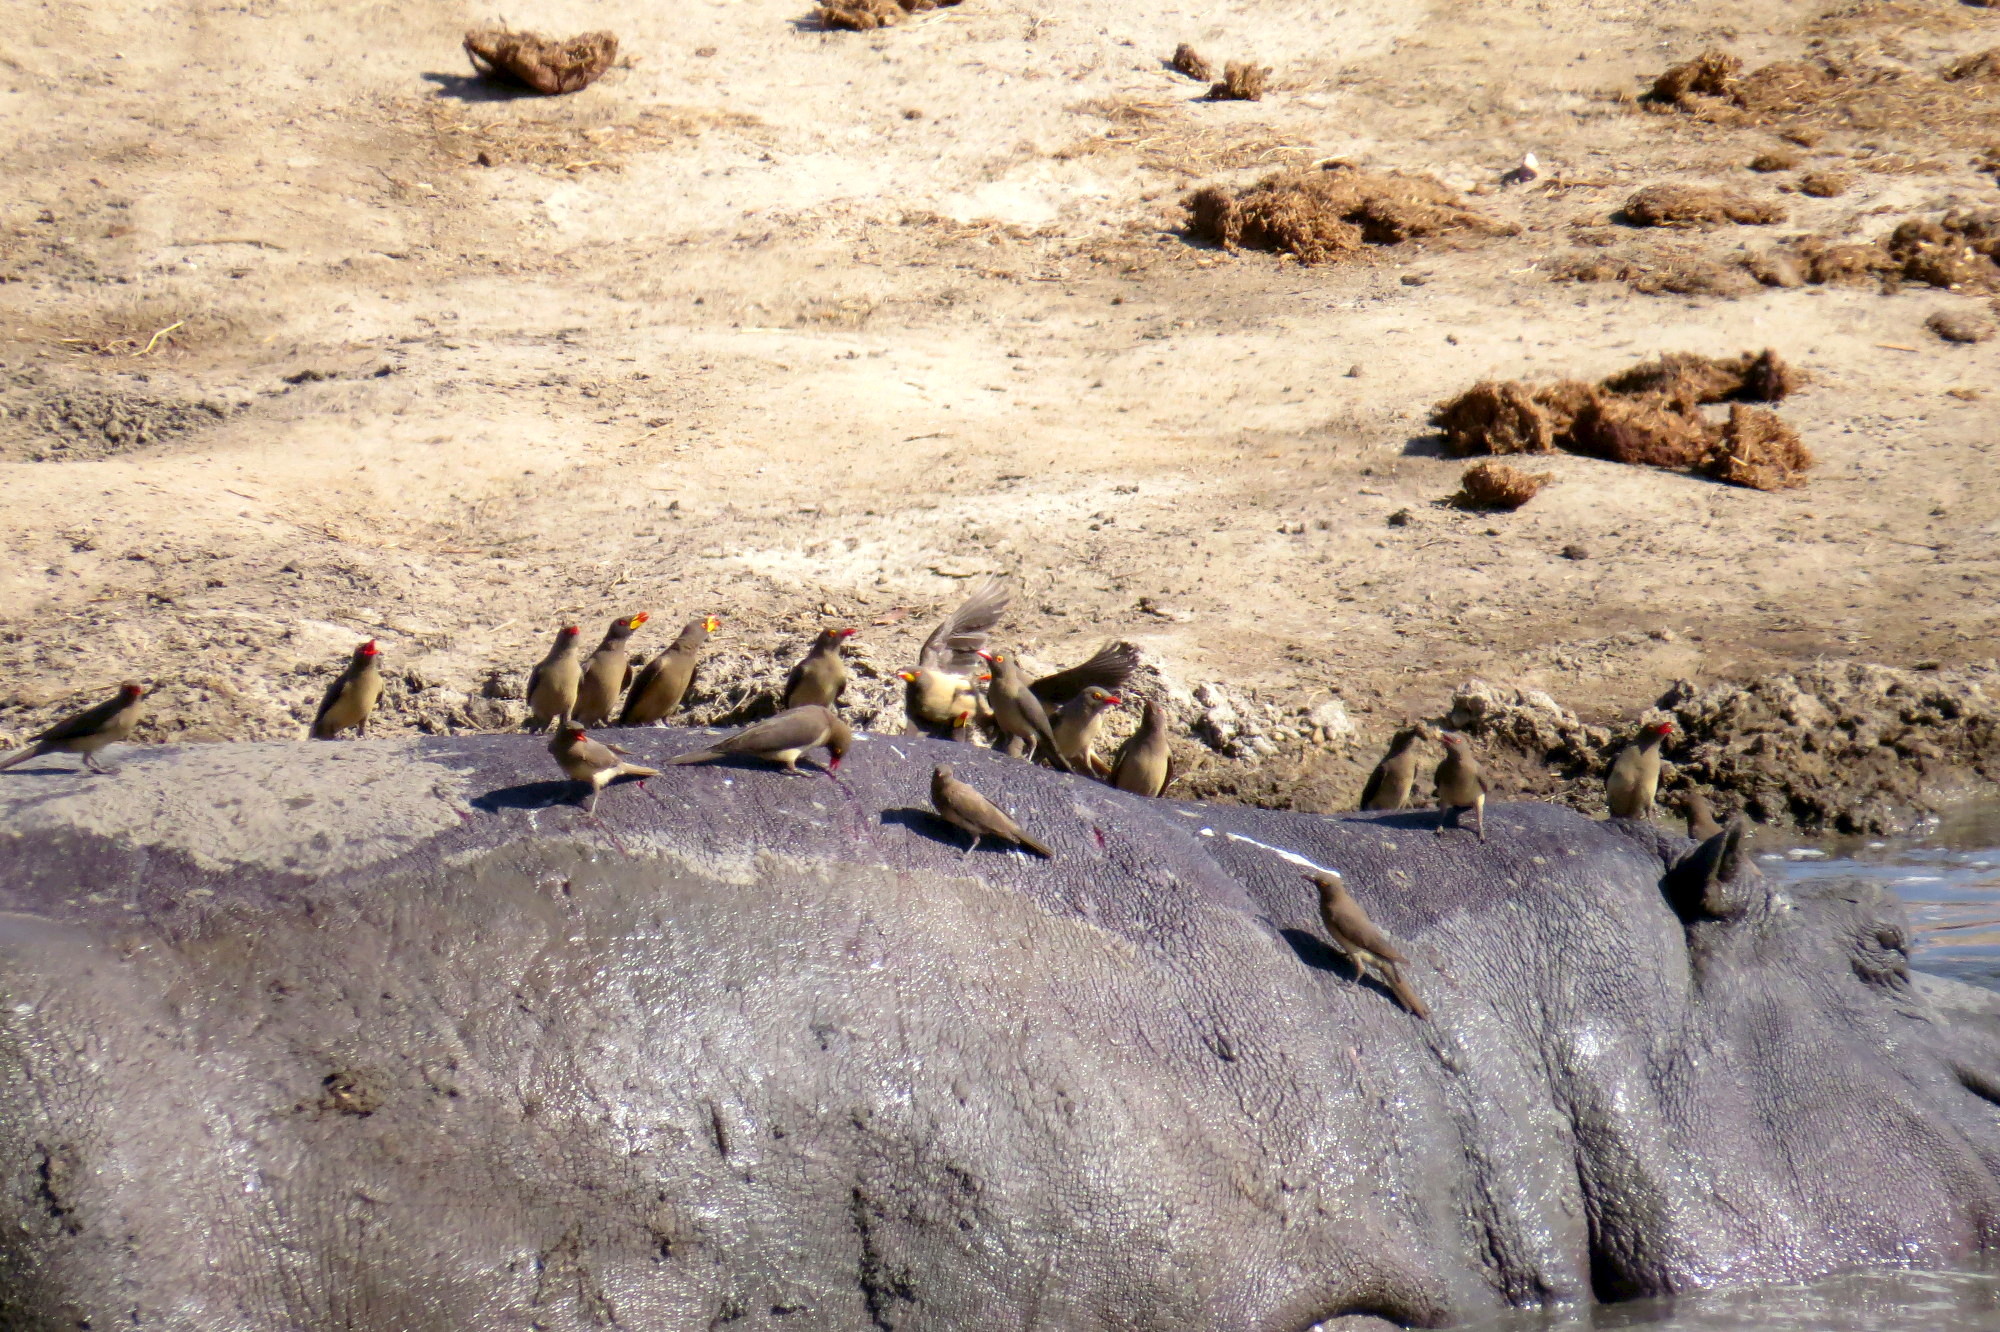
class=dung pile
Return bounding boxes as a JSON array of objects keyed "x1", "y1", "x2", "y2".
[
  {"x1": 1431, "y1": 350, "x2": 1813, "y2": 490},
  {"x1": 1207, "y1": 62, "x2": 1270, "y2": 102},
  {"x1": 1185, "y1": 163, "x2": 1512, "y2": 264},
  {"x1": 463, "y1": 28, "x2": 618, "y2": 95},
  {"x1": 1772, "y1": 210, "x2": 2000, "y2": 293},
  {"x1": 1641, "y1": 46, "x2": 2000, "y2": 154},
  {"x1": 817, "y1": 0, "x2": 961, "y2": 31},
  {"x1": 1622, "y1": 183, "x2": 1784, "y2": 227},
  {"x1": 1450, "y1": 460, "x2": 1551, "y2": 511}
]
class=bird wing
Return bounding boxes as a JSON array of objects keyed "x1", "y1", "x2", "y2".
[
  {"x1": 938, "y1": 776, "x2": 1016, "y2": 837},
  {"x1": 781, "y1": 658, "x2": 808, "y2": 705},
  {"x1": 526, "y1": 662, "x2": 546, "y2": 700},
  {"x1": 33, "y1": 694, "x2": 124, "y2": 745},
  {"x1": 620, "y1": 656, "x2": 667, "y2": 721},
  {"x1": 311, "y1": 674, "x2": 348, "y2": 732},
  {"x1": 715, "y1": 707, "x2": 828, "y2": 754},
  {"x1": 1029, "y1": 641, "x2": 1140, "y2": 709},
  {"x1": 917, "y1": 577, "x2": 1009, "y2": 673},
  {"x1": 1329, "y1": 895, "x2": 1408, "y2": 965},
  {"x1": 1358, "y1": 762, "x2": 1387, "y2": 810}
]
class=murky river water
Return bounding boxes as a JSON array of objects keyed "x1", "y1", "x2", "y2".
[{"x1": 1473, "y1": 799, "x2": 2000, "y2": 1331}]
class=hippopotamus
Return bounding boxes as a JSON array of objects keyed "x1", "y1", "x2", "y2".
[{"x1": 0, "y1": 726, "x2": 1997, "y2": 1331}]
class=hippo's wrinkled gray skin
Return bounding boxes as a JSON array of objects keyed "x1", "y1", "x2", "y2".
[{"x1": 0, "y1": 727, "x2": 1997, "y2": 1332}]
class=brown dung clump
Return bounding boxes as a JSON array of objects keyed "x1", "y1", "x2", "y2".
[
  {"x1": 1430, "y1": 349, "x2": 1813, "y2": 490},
  {"x1": 1432, "y1": 382, "x2": 1554, "y2": 456},
  {"x1": 1185, "y1": 164, "x2": 1510, "y2": 264},
  {"x1": 1642, "y1": 45, "x2": 2000, "y2": 157},
  {"x1": 1451, "y1": 460, "x2": 1553, "y2": 511},
  {"x1": 1600, "y1": 347, "x2": 1798, "y2": 403},
  {"x1": 1749, "y1": 149, "x2": 1801, "y2": 172},
  {"x1": 1783, "y1": 209, "x2": 2000, "y2": 292},
  {"x1": 1623, "y1": 184, "x2": 1784, "y2": 227},
  {"x1": 1928, "y1": 309, "x2": 1996, "y2": 342},
  {"x1": 1568, "y1": 396, "x2": 1718, "y2": 469},
  {"x1": 817, "y1": 0, "x2": 960, "y2": 31},
  {"x1": 463, "y1": 28, "x2": 618, "y2": 95},
  {"x1": 1209, "y1": 61, "x2": 1271, "y2": 101},
  {"x1": 1797, "y1": 170, "x2": 1853, "y2": 197},
  {"x1": 1703, "y1": 405, "x2": 1813, "y2": 490},
  {"x1": 1169, "y1": 43, "x2": 1213, "y2": 81}
]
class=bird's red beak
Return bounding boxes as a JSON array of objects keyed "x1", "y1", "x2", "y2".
[
  {"x1": 628, "y1": 613, "x2": 649, "y2": 628},
  {"x1": 361, "y1": 640, "x2": 379, "y2": 656},
  {"x1": 705, "y1": 615, "x2": 722, "y2": 632},
  {"x1": 564, "y1": 625, "x2": 579, "y2": 635},
  {"x1": 827, "y1": 754, "x2": 843, "y2": 772},
  {"x1": 977, "y1": 650, "x2": 995, "y2": 662},
  {"x1": 898, "y1": 671, "x2": 917, "y2": 683},
  {"x1": 1106, "y1": 694, "x2": 1123, "y2": 706},
  {"x1": 124, "y1": 684, "x2": 145, "y2": 698}
]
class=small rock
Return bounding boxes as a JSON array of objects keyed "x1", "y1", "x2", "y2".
[
  {"x1": 1561, "y1": 543, "x2": 1589, "y2": 560},
  {"x1": 1345, "y1": 364, "x2": 1364, "y2": 378},
  {"x1": 1387, "y1": 508, "x2": 1413, "y2": 528},
  {"x1": 1928, "y1": 310, "x2": 1994, "y2": 344},
  {"x1": 1307, "y1": 699, "x2": 1357, "y2": 743}
]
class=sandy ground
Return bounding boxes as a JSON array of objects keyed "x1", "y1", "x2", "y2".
[{"x1": 4, "y1": 0, "x2": 1999, "y2": 816}]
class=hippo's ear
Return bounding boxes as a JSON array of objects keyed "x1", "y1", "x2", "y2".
[{"x1": 1663, "y1": 819, "x2": 1764, "y2": 922}]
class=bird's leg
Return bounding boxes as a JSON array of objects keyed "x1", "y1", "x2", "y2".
[
  {"x1": 85, "y1": 752, "x2": 111, "y2": 775},
  {"x1": 962, "y1": 830, "x2": 981, "y2": 858},
  {"x1": 1435, "y1": 806, "x2": 1453, "y2": 838},
  {"x1": 1473, "y1": 800, "x2": 1486, "y2": 842}
]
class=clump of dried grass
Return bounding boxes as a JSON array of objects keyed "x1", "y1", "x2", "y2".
[
  {"x1": 1623, "y1": 183, "x2": 1784, "y2": 226},
  {"x1": 1430, "y1": 350, "x2": 1812, "y2": 490},
  {"x1": 1169, "y1": 43, "x2": 1213, "y2": 81},
  {"x1": 1185, "y1": 164, "x2": 1511, "y2": 264},
  {"x1": 463, "y1": 28, "x2": 618, "y2": 95},
  {"x1": 1451, "y1": 461, "x2": 1553, "y2": 510},
  {"x1": 1208, "y1": 61, "x2": 1270, "y2": 101},
  {"x1": 1062, "y1": 98, "x2": 1309, "y2": 176},
  {"x1": 1943, "y1": 48, "x2": 2000, "y2": 81}
]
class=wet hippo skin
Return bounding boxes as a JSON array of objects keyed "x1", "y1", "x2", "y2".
[{"x1": 0, "y1": 728, "x2": 1995, "y2": 1330}]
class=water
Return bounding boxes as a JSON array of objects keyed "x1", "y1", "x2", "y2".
[
  {"x1": 1774, "y1": 797, "x2": 2000, "y2": 992},
  {"x1": 1473, "y1": 799, "x2": 2000, "y2": 1331}
]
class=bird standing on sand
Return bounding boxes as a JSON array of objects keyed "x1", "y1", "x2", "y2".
[
  {"x1": 1683, "y1": 790, "x2": 1723, "y2": 840},
  {"x1": 784, "y1": 626, "x2": 857, "y2": 710},
  {"x1": 1606, "y1": 721, "x2": 1673, "y2": 820},
  {"x1": 1111, "y1": 699, "x2": 1174, "y2": 796},
  {"x1": 980, "y1": 650, "x2": 1068, "y2": 769},
  {"x1": 310, "y1": 641, "x2": 383, "y2": 739},
  {"x1": 1310, "y1": 872, "x2": 1430, "y2": 1019},
  {"x1": 0, "y1": 682, "x2": 146, "y2": 774},
  {"x1": 902, "y1": 578, "x2": 1009, "y2": 731},
  {"x1": 526, "y1": 625, "x2": 583, "y2": 730},
  {"x1": 1359, "y1": 726, "x2": 1425, "y2": 811},
  {"x1": 575, "y1": 613, "x2": 648, "y2": 727},
  {"x1": 621, "y1": 615, "x2": 720, "y2": 725},
  {"x1": 1053, "y1": 685, "x2": 1123, "y2": 777},
  {"x1": 1432, "y1": 730, "x2": 1486, "y2": 840},
  {"x1": 549, "y1": 722, "x2": 658, "y2": 815},
  {"x1": 930, "y1": 763, "x2": 1053, "y2": 858},
  {"x1": 664, "y1": 704, "x2": 851, "y2": 776}
]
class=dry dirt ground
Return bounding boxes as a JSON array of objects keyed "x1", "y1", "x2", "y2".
[{"x1": 4, "y1": 0, "x2": 1999, "y2": 827}]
